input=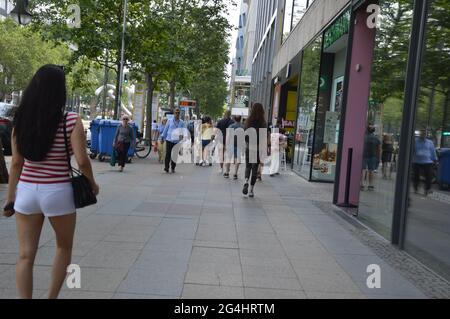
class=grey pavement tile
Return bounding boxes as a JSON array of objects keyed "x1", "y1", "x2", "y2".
[
  {"x1": 113, "y1": 293, "x2": 178, "y2": 299},
  {"x1": 168, "y1": 204, "x2": 203, "y2": 215},
  {"x1": 199, "y1": 214, "x2": 235, "y2": 225},
  {"x1": 242, "y1": 263, "x2": 297, "y2": 279},
  {"x1": 57, "y1": 290, "x2": 114, "y2": 299},
  {"x1": 0, "y1": 288, "x2": 47, "y2": 299},
  {"x1": 185, "y1": 262, "x2": 243, "y2": 287},
  {"x1": 103, "y1": 232, "x2": 154, "y2": 243},
  {"x1": 0, "y1": 265, "x2": 52, "y2": 290},
  {"x1": 117, "y1": 267, "x2": 184, "y2": 296},
  {"x1": 118, "y1": 216, "x2": 163, "y2": 227},
  {"x1": 45, "y1": 239, "x2": 100, "y2": 257},
  {"x1": 193, "y1": 240, "x2": 238, "y2": 249},
  {"x1": 201, "y1": 206, "x2": 234, "y2": 214},
  {"x1": 333, "y1": 254, "x2": 395, "y2": 283},
  {"x1": 243, "y1": 274, "x2": 303, "y2": 290},
  {"x1": 96, "y1": 200, "x2": 143, "y2": 215},
  {"x1": 182, "y1": 284, "x2": 244, "y2": 299},
  {"x1": 79, "y1": 248, "x2": 141, "y2": 269},
  {"x1": 295, "y1": 267, "x2": 362, "y2": 294},
  {"x1": 94, "y1": 241, "x2": 146, "y2": 251},
  {"x1": 0, "y1": 237, "x2": 19, "y2": 254},
  {"x1": 195, "y1": 228, "x2": 237, "y2": 242},
  {"x1": 244, "y1": 288, "x2": 307, "y2": 299},
  {"x1": 306, "y1": 291, "x2": 367, "y2": 299},
  {"x1": 79, "y1": 267, "x2": 129, "y2": 292},
  {"x1": 0, "y1": 253, "x2": 17, "y2": 265},
  {"x1": 144, "y1": 239, "x2": 193, "y2": 253},
  {"x1": 236, "y1": 223, "x2": 275, "y2": 234},
  {"x1": 239, "y1": 248, "x2": 288, "y2": 260},
  {"x1": 34, "y1": 247, "x2": 82, "y2": 266},
  {"x1": 190, "y1": 247, "x2": 240, "y2": 265},
  {"x1": 134, "y1": 250, "x2": 191, "y2": 269},
  {"x1": 365, "y1": 294, "x2": 426, "y2": 299},
  {"x1": 289, "y1": 253, "x2": 342, "y2": 270},
  {"x1": 316, "y1": 236, "x2": 376, "y2": 256},
  {"x1": 240, "y1": 255, "x2": 293, "y2": 268}
]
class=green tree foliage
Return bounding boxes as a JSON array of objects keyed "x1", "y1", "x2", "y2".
[{"x1": 0, "y1": 18, "x2": 69, "y2": 100}]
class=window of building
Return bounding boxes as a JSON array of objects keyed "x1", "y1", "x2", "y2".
[
  {"x1": 358, "y1": 0, "x2": 414, "y2": 240},
  {"x1": 282, "y1": 0, "x2": 315, "y2": 43},
  {"x1": 404, "y1": 0, "x2": 450, "y2": 282}
]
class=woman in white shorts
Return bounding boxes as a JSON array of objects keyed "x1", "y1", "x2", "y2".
[{"x1": 3, "y1": 65, "x2": 100, "y2": 299}]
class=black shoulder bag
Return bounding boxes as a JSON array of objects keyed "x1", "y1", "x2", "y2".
[{"x1": 63, "y1": 113, "x2": 97, "y2": 209}]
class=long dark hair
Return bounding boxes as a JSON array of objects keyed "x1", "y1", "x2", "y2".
[
  {"x1": 245, "y1": 102, "x2": 267, "y2": 129},
  {"x1": 14, "y1": 64, "x2": 67, "y2": 161}
]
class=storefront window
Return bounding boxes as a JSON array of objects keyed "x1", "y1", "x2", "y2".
[
  {"x1": 358, "y1": 0, "x2": 414, "y2": 239},
  {"x1": 404, "y1": 0, "x2": 450, "y2": 281},
  {"x1": 293, "y1": 37, "x2": 322, "y2": 178},
  {"x1": 310, "y1": 9, "x2": 349, "y2": 181}
]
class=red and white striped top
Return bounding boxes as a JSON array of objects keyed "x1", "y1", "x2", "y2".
[{"x1": 19, "y1": 112, "x2": 79, "y2": 184}]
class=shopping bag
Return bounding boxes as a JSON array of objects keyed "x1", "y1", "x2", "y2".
[{"x1": 110, "y1": 149, "x2": 118, "y2": 166}]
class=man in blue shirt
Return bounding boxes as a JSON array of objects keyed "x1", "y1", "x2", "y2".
[
  {"x1": 161, "y1": 108, "x2": 186, "y2": 173},
  {"x1": 412, "y1": 129, "x2": 437, "y2": 195}
]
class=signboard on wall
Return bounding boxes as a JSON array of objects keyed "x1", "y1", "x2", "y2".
[
  {"x1": 272, "y1": 84, "x2": 281, "y2": 124},
  {"x1": 324, "y1": 111, "x2": 340, "y2": 144},
  {"x1": 133, "y1": 83, "x2": 146, "y2": 131}
]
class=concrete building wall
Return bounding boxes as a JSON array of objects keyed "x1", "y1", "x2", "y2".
[
  {"x1": 272, "y1": 0, "x2": 351, "y2": 78},
  {"x1": 250, "y1": 0, "x2": 283, "y2": 114}
]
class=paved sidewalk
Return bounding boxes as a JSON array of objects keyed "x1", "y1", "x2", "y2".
[{"x1": 0, "y1": 155, "x2": 434, "y2": 299}]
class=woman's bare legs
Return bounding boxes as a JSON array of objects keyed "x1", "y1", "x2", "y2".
[
  {"x1": 48, "y1": 213, "x2": 76, "y2": 299},
  {"x1": 16, "y1": 213, "x2": 45, "y2": 299}
]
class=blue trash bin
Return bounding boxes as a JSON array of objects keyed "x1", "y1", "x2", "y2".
[
  {"x1": 98, "y1": 120, "x2": 137, "y2": 162},
  {"x1": 437, "y1": 148, "x2": 450, "y2": 188},
  {"x1": 89, "y1": 119, "x2": 101, "y2": 159}
]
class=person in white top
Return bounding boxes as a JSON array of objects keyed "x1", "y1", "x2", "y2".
[
  {"x1": 3, "y1": 65, "x2": 99, "y2": 299},
  {"x1": 151, "y1": 120, "x2": 159, "y2": 142}
]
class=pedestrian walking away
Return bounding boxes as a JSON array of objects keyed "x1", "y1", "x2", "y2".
[
  {"x1": 216, "y1": 110, "x2": 234, "y2": 173},
  {"x1": 161, "y1": 108, "x2": 186, "y2": 173},
  {"x1": 224, "y1": 115, "x2": 244, "y2": 179},
  {"x1": 201, "y1": 116, "x2": 214, "y2": 166},
  {"x1": 2, "y1": 64, "x2": 99, "y2": 299},
  {"x1": 242, "y1": 103, "x2": 268, "y2": 198},
  {"x1": 113, "y1": 116, "x2": 135, "y2": 172}
]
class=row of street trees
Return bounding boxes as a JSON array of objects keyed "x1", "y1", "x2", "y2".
[{"x1": 31, "y1": 0, "x2": 233, "y2": 139}]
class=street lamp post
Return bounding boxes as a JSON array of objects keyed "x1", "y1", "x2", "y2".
[
  {"x1": 10, "y1": 0, "x2": 33, "y2": 25},
  {"x1": 115, "y1": 0, "x2": 128, "y2": 120}
]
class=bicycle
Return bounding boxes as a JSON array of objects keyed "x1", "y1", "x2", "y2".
[{"x1": 134, "y1": 135, "x2": 152, "y2": 159}]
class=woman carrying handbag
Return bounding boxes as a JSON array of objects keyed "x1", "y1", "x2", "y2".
[
  {"x1": 113, "y1": 116, "x2": 135, "y2": 172},
  {"x1": 2, "y1": 64, "x2": 99, "y2": 299}
]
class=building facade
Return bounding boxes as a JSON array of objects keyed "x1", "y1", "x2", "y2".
[
  {"x1": 249, "y1": 0, "x2": 282, "y2": 117},
  {"x1": 250, "y1": 0, "x2": 450, "y2": 281}
]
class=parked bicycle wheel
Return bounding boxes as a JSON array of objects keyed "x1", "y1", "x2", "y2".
[{"x1": 135, "y1": 138, "x2": 152, "y2": 158}]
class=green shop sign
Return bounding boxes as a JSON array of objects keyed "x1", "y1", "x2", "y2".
[{"x1": 324, "y1": 9, "x2": 351, "y2": 49}]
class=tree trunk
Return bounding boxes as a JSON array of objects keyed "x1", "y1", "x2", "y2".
[
  {"x1": 169, "y1": 79, "x2": 176, "y2": 111},
  {"x1": 0, "y1": 139, "x2": 9, "y2": 184},
  {"x1": 426, "y1": 83, "x2": 436, "y2": 132},
  {"x1": 145, "y1": 73, "x2": 155, "y2": 140},
  {"x1": 443, "y1": 91, "x2": 450, "y2": 130}
]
